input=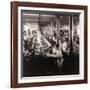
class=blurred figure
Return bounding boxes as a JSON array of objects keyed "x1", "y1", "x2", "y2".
[{"x1": 62, "y1": 38, "x2": 70, "y2": 55}]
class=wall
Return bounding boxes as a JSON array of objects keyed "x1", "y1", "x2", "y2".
[{"x1": 0, "y1": 0, "x2": 89, "y2": 90}]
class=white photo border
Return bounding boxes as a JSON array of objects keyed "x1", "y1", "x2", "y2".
[{"x1": 18, "y1": 6, "x2": 84, "y2": 84}]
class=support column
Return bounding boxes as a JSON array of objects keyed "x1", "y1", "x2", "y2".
[
  {"x1": 70, "y1": 15, "x2": 73, "y2": 55},
  {"x1": 56, "y1": 15, "x2": 60, "y2": 45}
]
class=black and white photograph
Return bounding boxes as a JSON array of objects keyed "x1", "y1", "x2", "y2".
[{"x1": 21, "y1": 10, "x2": 80, "y2": 77}]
